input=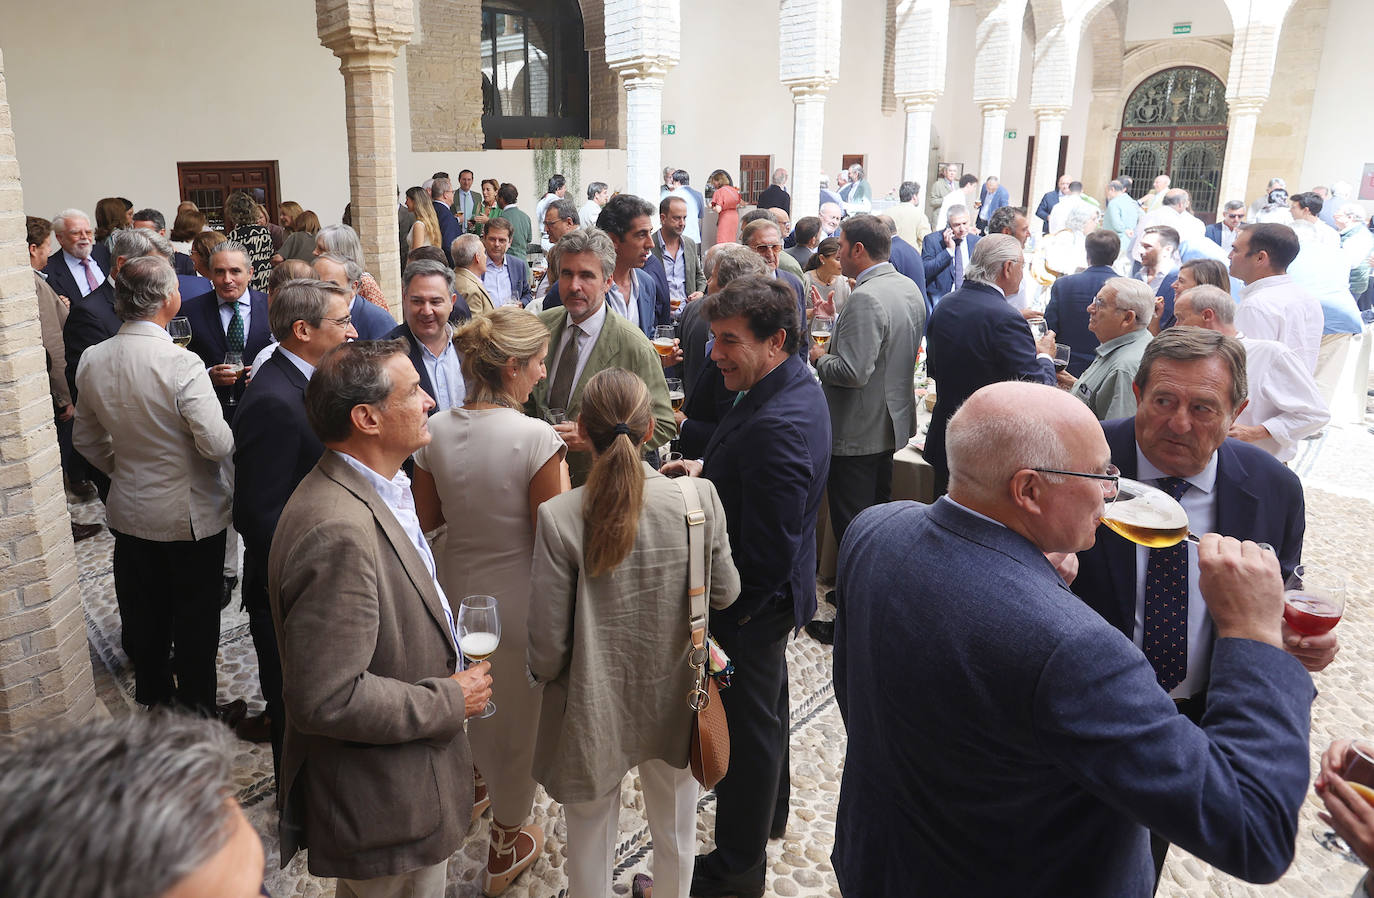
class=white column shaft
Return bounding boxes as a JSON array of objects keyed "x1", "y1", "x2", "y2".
[
  {"x1": 979, "y1": 107, "x2": 1009, "y2": 180},
  {"x1": 902, "y1": 103, "x2": 935, "y2": 187},
  {"x1": 1219, "y1": 108, "x2": 1261, "y2": 216},
  {"x1": 1031, "y1": 111, "x2": 1066, "y2": 212},
  {"x1": 791, "y1": 92, "x2": 828, "y2": 222},
  {"x1": 624, "y1": 76, "x2": 665, "y2": 203}
]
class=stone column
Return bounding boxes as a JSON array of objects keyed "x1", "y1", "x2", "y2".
[
  {"x1": 1218, "y1": 98, "x2": 1264, "y2": 213},
  {"x1": 788, "y1": 84, "x2": 831, "y2": 222},
  {"x1": 616, "y1": 62, "x2": 673, "y2": 203},
  {"x1": 978, "y1": 101, "x2": 1011, "y2": 179},
  {"x1": 898, "y1": 93, "x2": 939, "y2": 186},
  {"x1": 779, "y1": 0, "x2": 842, "y2": 221},
  {"x1": 1030, "y1": 106, "x2": 1069, "y2": 215},
  {"x1": 605, "y1": 0, "x2": 681, "y2": 201},
  {"x1": 0, "y1": 48, "x2": 100, "y2": 736},
  {"x1": 317, "y1": 0, "x2": 415, "y2": 315}
]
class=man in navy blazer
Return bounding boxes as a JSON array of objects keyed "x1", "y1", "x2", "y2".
[
  {"x1": 1035, "y1": 174, "x2": 1072, "y2": 227},
  {"x1": 833, "y1": 380, "x2": 1313, "y2": 897},
  {"x1": 62, "y1": 227, "x2": 160, "y2": 401},
  {"x1": 182, "y1": 243, "x2": 273, "y2": 419},
  {"x1": 430, "y1": 178, "x2": 461, "y2": 265},
  {"x1": 1068, "y1": 328, "x2": 1335, "y2": 878},
  {"x1": 921, "y1": 207, "x2": 979, "y2": 306},
  {"x1": 1044, "y1": 229, "x2": 1121, "y2": 375},
  {"x1": 666, "y1": 276, "x2": 830, "y2": 898},
  {"x1": 877, "y1": 214, "x2": 928, "y2": 310},
  {"x1": 924, "y1": 235, "x2": 1057, "y2": 491},
  {"x1": 44, "y1": 209, "x2": 112, "y2": 306},
  {"x1": 311, "y1": 253, "x2": 398, "y2": 339},
  {"x1": 232, "y1": 278, "x2": 356, "y2": 770},
  {"x1": 976, "y1": 175, "x2": 1010, "y2": 231}
]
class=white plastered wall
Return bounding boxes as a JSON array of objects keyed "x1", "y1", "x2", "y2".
[{"x1": 1298, "y1": 0, "x2": 1374, "y2": 210}]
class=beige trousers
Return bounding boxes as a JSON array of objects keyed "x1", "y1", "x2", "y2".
[{"x1": 334, "y1": 860, "x2": 448, "y2": 898}]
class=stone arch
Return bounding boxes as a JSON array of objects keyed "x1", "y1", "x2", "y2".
[{"x1": 1077, "y1": 0, "x2": 1124, "y2": 192}]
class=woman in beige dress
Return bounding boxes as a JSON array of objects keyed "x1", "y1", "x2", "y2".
[
  {"x1": 528, "y1": 369, "x2": 739, "y2": 898},
  {"x1": 412, "y1": 307, "x2": 569, "y2": 896}
]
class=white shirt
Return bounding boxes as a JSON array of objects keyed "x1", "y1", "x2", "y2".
[
  {"x1": 1132, "y1": 447, "x2": 1218, "y2": 700},
  {"x1": 534, "y1": 192, "x2": 560, "y2": 249},
  {"x1": 1046, "y1": 194, "x2": 1090, "y2": 234},
  {"x1": 1235, "y1": 274, "x2": 1323, "y2": 373},
  {"x1": 333, "y1": 450, "x2": 459, "y2": 664},
  {"x1": 1217, "y1": 223, "x2": 1239, "y2": 254},
  {"x1": 578, "y1": 200, "x2": 603, "y2": 229},
  {"x1": 417, "y1": 325, "x2": 466, "y2": 411},
  {"x1": 248, "y1": 342, "x2": 277, "y2": 381},
  {"x1": 549, "y1": 302, "x2": 607, "y2": 394},
  {"x1": 606, "y1": 272, "x2": 640, "y2": 329},
  {"x1": 483, "y1": 255, "x2": 515, "y2": 307},
  {"x1": 216, "y1": 292, "x2": 252, "y2": 341},
  {"x1": 1234, "y1": 334, "x2": 1329, "y2": 461},
  {"x1": 64, "y1": 250, "x2": 105, "y2": 297}
]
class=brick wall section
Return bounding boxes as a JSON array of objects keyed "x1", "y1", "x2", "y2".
[
  {"x1": 0, "y1": 48, "x2": 100, "y2": 738},
  {"x1": 407, "y1": 0, "x2": 484, "y2": 152},
  {"x1": 1249, "y1": 0, "x2": 1327, "y2": 201}
]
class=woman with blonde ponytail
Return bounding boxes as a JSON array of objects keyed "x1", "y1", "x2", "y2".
[
  {"x1": 411, "y1": 305, "x2": 569, "y2": 896},
  {"x1": 528, "y1": 368, "x2": 740, "y2": 898}
]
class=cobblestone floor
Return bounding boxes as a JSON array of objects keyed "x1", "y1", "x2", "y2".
[{"x1": 71, "y1": 395, "x2": 1374, "y2": 898}]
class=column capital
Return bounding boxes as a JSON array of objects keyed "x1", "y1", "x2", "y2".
[
  {"x1": 609, "y1": 55, "x2": 676, "y2": 87},
  {"x1": 1226, "y1": 97, "x2": 1267, "y2": 115},
  {"x1": 896, "y1": 90, "x2": 942, "y2": 112},
  {"x1": 316, "y1": 0, "x2": 414, "y2": 59},
  {"x1": 784, "y1": 78, "x2": 836, "y2": 101},
  {"x1": 1031, "y1": 105, "x2": 1071, "y2": 123},
  {"x1": 978, "y1": 99, "x2": 1013, "y2": 116}
]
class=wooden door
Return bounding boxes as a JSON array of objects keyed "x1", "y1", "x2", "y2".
[
  {"x1": 177, "y1": 161, "x2": 281, "y2": 231},
  {"x1": 739, "y1": 155, "x2": 771, "y2": 204}
]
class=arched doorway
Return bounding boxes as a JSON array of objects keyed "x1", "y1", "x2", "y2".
[{"x1": 1113, "y1": 66, "x2": 1228, "y2": 221}]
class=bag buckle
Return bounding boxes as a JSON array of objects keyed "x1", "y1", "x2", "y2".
[
  {"x1": 689, "y1": 646, "x2": 709, "y2": 669},
  {"x1": 688, "y1": 686, "x2": 711, "y2": 711},
  {"x1": 686, "y1": 510, "x2": 706, "y2": 526}
]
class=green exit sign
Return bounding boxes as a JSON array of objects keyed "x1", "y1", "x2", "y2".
[
  {"x1": 1005, "y1": 130, "x2": 1017, "y2": 139},
  {"x1": 662, "y1": 122, "x2": 677, "y2": 136},
  {"x1": 1173, "y1": 22, "x2": 1191, "y2": 34}
]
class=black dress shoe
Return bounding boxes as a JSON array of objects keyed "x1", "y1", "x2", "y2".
[
  {"x1": 215, "y1": 699, "x2": 248, "y2": 727},
  {"x1": 70, "y1": 521, "x2": 103, "y2": 542},
  {"x1": 67, "y1": 480, "x2": 98, "y2": 501},
  {"x1": 804, "y1": 619, "x2": 835, "y2": 645},
  {"x1": 221, "y1": 576, "x2": 238, "y2": 610},
  {"x1": 824, "y1": 589, "x2": 837, "y2": 607},
  {"x1": 234, "y1": 713, "x2": 272, "y2": 743}
]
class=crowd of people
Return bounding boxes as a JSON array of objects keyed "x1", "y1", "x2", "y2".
[{"x1": 3, "y1": 158, "x2": 1374, "y2": 898}]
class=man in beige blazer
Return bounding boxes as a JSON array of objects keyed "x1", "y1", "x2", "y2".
[
  {"x1": 269, "y1": 339, "x2": 492, "y2": 896},
  {"x1": 73, "y1": 256, "x2": 234, "y2": 713},
  {"x1": 451, "y1": 233, "x2": 495, "y2": 317},
  {"x1": 525, "y1": 227, "x2": 676, "y2": 485}
]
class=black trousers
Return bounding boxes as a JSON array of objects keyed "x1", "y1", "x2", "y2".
[
  {"x1": 699, "y1": 599, "x2": 794, "y2": 890},
  {"x1": 111, "y1": 528, "x2": 226, "y2": 713},
  {"x1": 827, "y1": 451, "x2": 895, "y2": 561},
  {"x1": 243, "y1": 548, "x2": 285, "y2": 780}
]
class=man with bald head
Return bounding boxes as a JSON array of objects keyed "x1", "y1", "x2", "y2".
[{"x1": 833, "y1": 380, "x2": 1315, "y2": 897}]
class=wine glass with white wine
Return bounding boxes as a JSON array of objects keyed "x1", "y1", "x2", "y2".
[
  {"x1": 168, "y1": 317, "x2": 192, "y2": 348},
  {"x1": 223, "y1": 352, "x2": 246, "y2": 407},
  {"x1": 457, "y1": 595, "x2": 500, "y2": 719}
]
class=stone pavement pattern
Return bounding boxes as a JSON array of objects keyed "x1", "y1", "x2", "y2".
[{"x1": 70, "y1": 406, "x2": 1374, "y2": 897}]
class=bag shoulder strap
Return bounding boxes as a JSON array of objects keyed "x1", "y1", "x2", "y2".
[{"x1": 675, "y1": 477, "x2": 708, "y2": 647}]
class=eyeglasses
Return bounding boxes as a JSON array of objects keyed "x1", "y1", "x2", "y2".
[
  {"x1": 1031, "y1": 464, "x2": 1120, "y2": 497},
  {"x1": 321, "y1": 315, "x2": 353, "y2": 328}
]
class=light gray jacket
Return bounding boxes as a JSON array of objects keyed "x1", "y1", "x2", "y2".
[
  {"x1": 815, "y1": 262, "x2": 926, "y2": 456},
  {"x1": 528, "y1": 465, "x2": 739, "y2": 803}
]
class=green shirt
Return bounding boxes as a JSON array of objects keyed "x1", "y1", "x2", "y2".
[
  {"x1": 495, "y1": 205, "x2": 533, "y2": 260},
  {"x1": 1071, "y1": 328, "x2": 1152, "y2": 421}
]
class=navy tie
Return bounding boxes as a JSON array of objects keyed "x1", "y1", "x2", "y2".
[
  {"x1": 1142, "y1": 477, "x2": 1192, "y2": 692},
  {"x1": 952, "y1": 241, "x2": 965, "y2": 290}
]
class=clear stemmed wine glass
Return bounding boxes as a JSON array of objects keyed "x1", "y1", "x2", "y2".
[
  {"x1": 1317, "y1": 740, "x2": 1374, "y2": 863},
  {"x1": 223, "y1": 352, "x2": 245, "y2": 406},
  {"x1": 457, "y1": 595, "x2": 500, "y2": 719},
  {"x1": 168, "y1": 317, "x2": 192, "y2": 347},
  {"x1": 811, "y1": 317, "x2": 833, "y2": 349},
  {"x1": 1283, "y1": 564, "x2": 1346, "y2": 637}
]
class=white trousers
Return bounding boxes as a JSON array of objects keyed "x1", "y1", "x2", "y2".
[
  {"x1": 563, "y1": 760, "x2": 699, "y2": 898},
  {"x1": 334, "y1": 860, "x2": 447, "y2": 898}
]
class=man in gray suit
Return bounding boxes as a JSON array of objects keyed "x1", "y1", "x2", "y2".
[
  {"x1": 270, "y1": 340, "x2": 493, "y2": 896},
  {"x1": 807, "y1": 214, "x2": 926, "y2": 644}
]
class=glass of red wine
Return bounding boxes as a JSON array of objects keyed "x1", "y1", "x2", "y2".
[{"x1": 1282, "y1": 563, "x2": 1346, "y2": 637}]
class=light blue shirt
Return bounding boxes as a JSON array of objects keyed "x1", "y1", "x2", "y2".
[
  {"x1": 334, "y1": 450, "x2": 460, "y2": 664},
  {"x1": 276, "y1": 346, "x2": 315, "y2": 380},
  {"x1": 656, "y1": 232, "x2": 687, "y2": 302},
  {"x1": 63, "y1": 250, "x2": 104, "y2": 297},
  {"x1": 216, "y1": 292, "x2": 251, "y2": 339},
  {"x1": 418, "y1": 325, "x2": 466, "y2": 411},
  {"x1": 483, "y1": 255, "x2": 515, "y2": 307}
]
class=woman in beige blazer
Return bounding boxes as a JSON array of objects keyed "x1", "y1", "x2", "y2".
[{"x1": 528, "y1": 369, "x2": 739, "y2": 898}]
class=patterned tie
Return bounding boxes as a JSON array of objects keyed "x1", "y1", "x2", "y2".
[
  {"x1": 952, "y1": 240, "x2": 965, "y2": 290},
  {"x1": 225, "y1": 301, "x2": 245, "y2": 353},
  {"x1": 80, "y1": 258, "x2": 99, "y2": 293},
  {"x1": 1142, "y1": 476, "x2": 1192, "y2": 692},
  {"x1": 547, "y1": 325, "x2": 581, "y2": 411}
]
